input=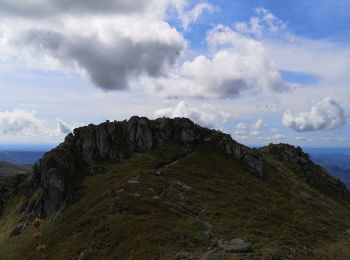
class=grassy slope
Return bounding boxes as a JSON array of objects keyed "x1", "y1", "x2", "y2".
[
  {"x1": 0, "y1": 161, "x2": 31, "y2": 176},
  {"x1": 0, "y1": 143, "x2": 349, "y2": 259}
]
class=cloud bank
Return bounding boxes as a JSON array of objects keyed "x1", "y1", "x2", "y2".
[
  {"x1": 0, "y1": 0, "x2": 195, "y2": 90},
  {"x1": 0, "y1": 4, "x2": 292, "y2": 100},
  {"x1": 0, "y1": 109, "x2": 45, "y2": 136},
  {"x1": 0, "y1": 109, "x2": 74, "y2": 138}
]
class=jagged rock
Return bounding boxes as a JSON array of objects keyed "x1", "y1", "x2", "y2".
[
  {"x1": 23, "y1": 117, "x2": 264, "y2": 220},
  {"x1": 217, "y1": 238, "x2": 252, "y2": 253},
  {"x1": 10, "y1": 223, "x2": 25, "y2": 237},
  {"x1": 175, "y1": 249, "x2": 194, "y2": 260},
  {"x1": 42, "y1": 168, "x2": 66, "y2": 218},
  {"x1": 128, "y1": 116, "x2": 153, "y2": 152}
]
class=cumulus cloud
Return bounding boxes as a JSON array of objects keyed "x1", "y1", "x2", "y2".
[
  {"x1": 233, "y1": 119, "x2": 267, "y2": 140},
  {"x1": 282, "y1": 97, "x2": 348, "y2": 132},
  {"x1": 0, "y1": 0, "x2": 189, "y2": 90},
  {"x1": 0, "y1": 109, "x2": 73, "y2": 138},
  {"x1": 1, "y1": 3, "x2": 293, "y2": 99},
  {"x1": 20, "y1": 26, "x2": 184, "y2": 90},
  {"x1": 180, "y1": 2, "x2": 214, "y2": 30},
  {"x1": 154, "y1": 101, "x2": 229, "y2": 129},
  {"x1": 0, "y1": 109, "x2": 46, "y2": 136},
  {"x1": 145, "y1": 23, "x2": 290, "y2": 98}
]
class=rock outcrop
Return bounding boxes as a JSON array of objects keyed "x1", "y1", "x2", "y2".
[
  {"x1": 262, "y1": 143, "x2": 348, "y2": 195},
  {"x1": 23, "y1": 117, "x2": 264, "y2": 220}
]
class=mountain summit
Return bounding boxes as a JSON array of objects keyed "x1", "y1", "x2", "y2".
[{"x1": 0, "y1": 117, "x2": 349, "y2": 259}]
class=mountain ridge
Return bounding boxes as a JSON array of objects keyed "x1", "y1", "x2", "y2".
[
  {"x1": 23, "y1": 116, "x2": 265, "y2": 220},
  {"x1": 0, "y1": 116, "x2": 349, "y2": 259}
]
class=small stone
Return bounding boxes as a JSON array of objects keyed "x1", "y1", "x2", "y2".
[
  {"x1": 152, "y1": 196, "x2": 160, "y2": 200},
  {"x1": 218, "y1": 238, "x2": 252, "y2": 253},
  {"x1": 182, "y1": 184, "x2": 192, "y2": 192},
  {"x1": 128, "y1": 177, "x2": 140, "y2": 184},
  {"x1": 153, "y1": 171, "x2": 162, "y2": 176},
  {"x1": 346, "y1": 229, "x2": 350, "y2": 235},
  {"x1": 10, "y1": 223, "x2": 25, "y2": 237}
]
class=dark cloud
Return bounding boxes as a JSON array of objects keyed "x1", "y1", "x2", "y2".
[
  {"x1": 22, "y1": 29, "x2": 183, "y2": 90},
  {"x1": 0, "y1": 0, "x2": 150, "y2": 17}
]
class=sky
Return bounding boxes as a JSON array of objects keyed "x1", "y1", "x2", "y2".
[{"x1": 0, "y1": 0, "x2": 349, "y2": 148}]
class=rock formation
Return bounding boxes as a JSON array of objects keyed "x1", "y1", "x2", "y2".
[{"x1": 23, "y1": 117, "x2": 264, "y2": 220}]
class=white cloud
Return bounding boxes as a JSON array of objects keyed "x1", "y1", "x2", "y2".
[
  {"x1": 0, "y1": 109, "x2": 46, "y2": 136},
  {"x1": 252, "y1": 119, "x2": 265, "y2": 130},
  {"x1": 145, "y1": 23, "x2": 291, "y2": 98},
  {"x1": 282, "y1": 97, "x2": 348, "y2": 132},
  {"x1": 154, "y1": 101, "x2": 229, "y2": 129},
  {"x1": 0, "y1": 109, "x2": 74, "y2": 139},
  {"x1": 0, "y1": 0, "x2": 190, "y2": 90},
  {"x1": 234, "y1": 122, "x2": 248, "y2": 139},
  {"x1": 234, "y1": 119, "x2": 267, "y2": 140},
  {"x1": 180, "y1": 2, "x2": 214, "y2": 30},
  {"x1": 234, "y1": 7, "x2": 286, "y2": 37}
]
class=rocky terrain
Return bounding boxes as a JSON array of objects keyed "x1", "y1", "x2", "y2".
[{"x1": 0, "y1": 117, "x2": 349, "y2": 259}]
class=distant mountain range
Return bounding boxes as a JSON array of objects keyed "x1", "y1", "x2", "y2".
[{"x1": 0, "y1": 151, "x2": 44, "y2": 164}]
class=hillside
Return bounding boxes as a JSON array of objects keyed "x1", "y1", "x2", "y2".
[
  {"x1": 311, "y1": 153, "x2": 350, "y2": 188},
  {"x1": 0, "y1": 161, "x2": 31, "y2": 176},
  {"x1": 0, "y1": 117, "x2": 349, "y2": 259}
]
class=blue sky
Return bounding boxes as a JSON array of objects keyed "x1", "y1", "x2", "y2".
[{"x1": 0, "y1": 0, "x2": 349, "y2": 148}]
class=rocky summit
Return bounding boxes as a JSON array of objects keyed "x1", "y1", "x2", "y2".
[
  {"x1": 0, "y1": 117, "x2": 349, "y2": 259},
  {"x1": 24, "y1": 116, "x2": 263, "y2": 220}
]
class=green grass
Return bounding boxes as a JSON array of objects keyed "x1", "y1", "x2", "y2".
[{"x1": 0, "y1": 143, "x2": 349, "y2": 259}]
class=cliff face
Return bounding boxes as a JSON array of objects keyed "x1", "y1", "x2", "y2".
[{"x1": 24, "y1": 116, "x2": 263, "y2": 220}]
